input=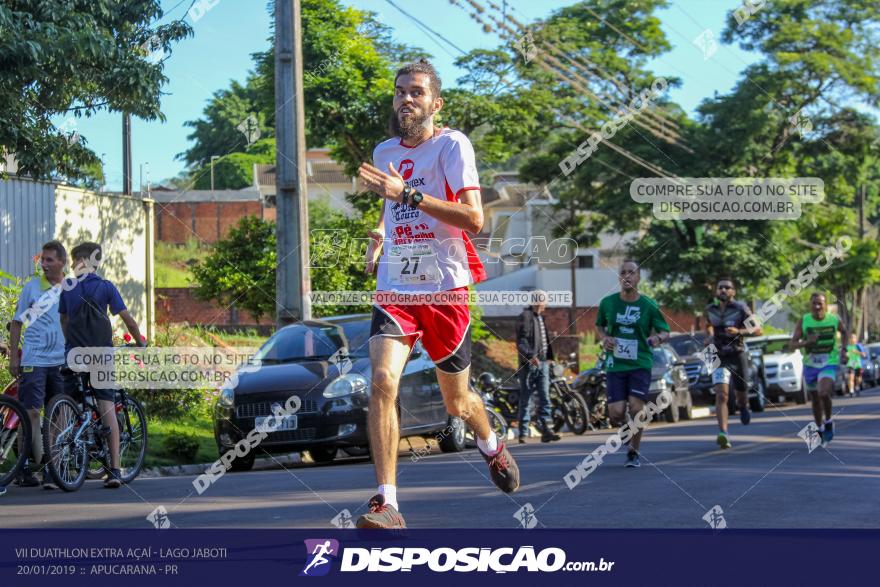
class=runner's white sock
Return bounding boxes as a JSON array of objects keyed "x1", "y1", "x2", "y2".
[
  {"x1": 477, "y1": 431, "x2": 499, "y2": 456},
  {"x1": 818, "y1": 424, "x2": 825, "y2": 432},
  {"x1": 378, "y1": 484, "x2": 398, "y2": 511},
  {"x1": 825, "y1": 418, "x2": 833, "y2": 425}
]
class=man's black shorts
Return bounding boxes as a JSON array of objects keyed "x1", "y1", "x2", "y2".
[{"x1": 18, "y1": 366, "x2": 65, "y2": 409}]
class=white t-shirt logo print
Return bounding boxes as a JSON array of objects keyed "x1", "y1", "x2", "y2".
[{"x1": 616, "y1": 306, "x2": 641, "y2": 326}]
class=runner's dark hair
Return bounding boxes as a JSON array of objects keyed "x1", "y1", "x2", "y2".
[
  {"x1": 717, "y1": 276, "x2": 735, "y2": 288},
  {"x1": 394, "y1": 58, "x2": 442, "y2": 98}
]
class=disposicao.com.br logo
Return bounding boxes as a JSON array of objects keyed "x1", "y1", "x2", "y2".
[{"x1": 300, "y1": 540, "x2": 613, "y2": 575}]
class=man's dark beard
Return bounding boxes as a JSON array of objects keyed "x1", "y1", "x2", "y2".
[{"x1": 389, "y1": 108, "x2": 431, "y2": 140}]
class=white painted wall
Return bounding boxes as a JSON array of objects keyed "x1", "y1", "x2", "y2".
[{"x1": 54, "y1": 185, "x2": 155, "y2": 338}]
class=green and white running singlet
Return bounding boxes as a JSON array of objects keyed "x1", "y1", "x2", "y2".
[{"x1": 801, "y1": 313, "x2": 840, "y2": 368}]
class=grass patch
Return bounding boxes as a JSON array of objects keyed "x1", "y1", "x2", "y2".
[
  {"x1": 579, "y1": 331, "x2": 602, "y2": 372},
  {"x1": 145, "y1": 413, "x2": 217, "y2": 468},
  {"x1": 155, "y1": 239, "x2": 208, "y2": 288},
  {"x1": 155, "y1": 262, "x2": 192, "y2": 287}
]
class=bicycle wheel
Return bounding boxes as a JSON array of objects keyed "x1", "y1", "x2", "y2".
[
  {"x1": 0, "y1": 395, "x2": 31, "y2": 487},
  {"x1": 42, "y1": 394, "x2": 88, "y2": 492},
  {"x1": 117, "y1": 395, "x2": 147, "y2": 484}
]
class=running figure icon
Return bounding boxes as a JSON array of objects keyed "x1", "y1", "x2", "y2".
[{"x1": 302, "y1": 540, "x2": 335, "y2": 575}]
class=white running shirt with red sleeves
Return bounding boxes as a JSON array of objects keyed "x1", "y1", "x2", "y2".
[{"x1": 372, "y1": 127, "x2": 487, "y2": 293}]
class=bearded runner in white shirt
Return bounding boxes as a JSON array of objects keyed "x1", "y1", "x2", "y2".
[{"x1": 356, "y1": 59, "x2": 520, "y2": 529}]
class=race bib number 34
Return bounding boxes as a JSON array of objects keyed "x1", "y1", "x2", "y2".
[
  {"x1": 613, "y1": 337, "x2": 638, "y2": 360},
  {"x1": 388, "y1": 243, "x2": 441, "y2": 285}
]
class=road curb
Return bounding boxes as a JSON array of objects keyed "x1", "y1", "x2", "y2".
[{"x1": 140, "y1": 452, "x2": 305, "y2": 478}]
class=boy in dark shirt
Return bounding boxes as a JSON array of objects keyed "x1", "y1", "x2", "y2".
[{"x1": 59, "y1": 242, "x2": 146, "y2": 488}]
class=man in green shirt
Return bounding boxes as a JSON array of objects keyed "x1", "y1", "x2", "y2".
[
  {"x1": 789, "y1": 292, "x2": 846, "y2": 446},
  {"x1": 845, "y1": 334, "x2": 866, "y2": 398},
  {"x1": 596, "y1": 260, "x2": 671, "y2": 467}
]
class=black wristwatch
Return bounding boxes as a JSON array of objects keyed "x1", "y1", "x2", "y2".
[
  {"x1": 410, "y1": 190, "x2": 424, "y2": 208},
  {"x1": 400, "y1": 185, "x2": 413, "y2": 206}
]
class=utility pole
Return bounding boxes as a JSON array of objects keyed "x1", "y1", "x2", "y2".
[
  {"x1": 859, "y1": 184, "x2": 868, "y2": 339},
  {"x1": 122, "y1": 113, "x2": 132, "y2": 195},
  {"x1": 275, "y1": 0, "x2": 311, "y2": 326},
  {"x1": 211, "y1": 155, "x2": 220, "y2": 241}
]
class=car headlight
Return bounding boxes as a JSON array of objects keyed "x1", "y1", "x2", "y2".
[
  {"x1": 781, "y1": 362, "x2": 793, "y2": 371},
  {"x1": 323, "y1": 374, "x2": 368, "y2": 398},
  {"x1": 217, "y1": 387, "x2": 234, "y2": 407},
  {"x1": 650, "y1": 378, "x2": 667, "y2": 392}
]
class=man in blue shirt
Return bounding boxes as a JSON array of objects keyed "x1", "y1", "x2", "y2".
[
  {"x1": 9, "y1": 240, "x2": 69, "y2": 488},
  {"x1": 59, "y1": 242, "x2": 145, "y2": 488}
]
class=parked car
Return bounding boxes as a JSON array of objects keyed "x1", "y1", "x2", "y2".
[
  {"x1": 863, "y1": 344, "x2": 880, "y2": 387},
  {"x1": 668, "y1": 333, "x2": 766, "y2": 411},
  {"x1": 648, "y1": 345, "x2": 692, "y2": 422},
  {"x1": 745, "y1": 335, "x2": 805, "y2": 405},
  {"x1": 213, "y1": 314, "x2": 468, "y2": 470},
  {"x1": 747, "y1": 334, "x2": 849, "y2": 401}
]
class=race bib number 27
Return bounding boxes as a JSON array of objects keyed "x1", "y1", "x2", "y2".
[{"x1": 388, "y1": 243, "x2": 441, "y2": 285}]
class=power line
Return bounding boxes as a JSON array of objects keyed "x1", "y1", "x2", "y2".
[
  {"x1": 385, "y1": 0, "x2": 469, "y2": 58},
  {"x1": 451, "y1": 0, "x2": 680, "y2": 178}
]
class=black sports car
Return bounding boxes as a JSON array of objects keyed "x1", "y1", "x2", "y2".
[{"x1": 213, "y1": 314, "x2": 467, "y2": 469}]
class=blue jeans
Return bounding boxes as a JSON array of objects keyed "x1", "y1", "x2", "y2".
[{"x1": 518, "y1": 361, "x2": 551, "y2": 436}]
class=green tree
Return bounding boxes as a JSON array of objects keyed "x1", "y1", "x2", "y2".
[
  {"x1": 190, "y1": 139, "x2": 277, "y2": 190},
  {"x1": 181, "y1": 0, "x2": 425, "y2": 177},
  {"x1": 0, "y1": 0, "x2": 191, "y2": 180},
  {"x1": 191, "y1": 201, "x2": 378, "y2": 321},
  {"x1": 178, "y1": 80, "x2": 270, "y2": 169},
  {"x1": 191, "y1": 216, "x2": 277, "y2": 322}
]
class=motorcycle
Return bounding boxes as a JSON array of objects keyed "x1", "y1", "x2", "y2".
[
  {"x1": 547, "y1": 361, "x2": 589, "y2": 435},
  {"x1": 466, "y1": 376, "x2": 510, "y2": 447},
  {"x1": 476, "y1": 366, "x2": 588, "y2": 436},
  {"x1": 571, "y1": 352, "x2": 611, "y2": 430}
]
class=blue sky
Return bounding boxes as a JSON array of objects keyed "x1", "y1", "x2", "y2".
[{"x1": 70, "y1": 0, "x2": 756, "y2": 191}]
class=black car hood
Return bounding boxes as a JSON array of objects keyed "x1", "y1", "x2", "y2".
[{"x1": 232, "y1": 356, "x2": 371, "y2": 396}]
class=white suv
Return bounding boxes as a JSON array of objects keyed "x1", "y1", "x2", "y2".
[{"x1": 745, "y1": 335, "x2": 807, "y2": 404}]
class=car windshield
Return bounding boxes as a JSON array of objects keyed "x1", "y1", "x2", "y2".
[
  {"x1": 754, "y1": 338, "x2": 791, "y2": 354},
  {"x1": 336, "y1": 319, "x2": 371, "y2": 358},
  {"x1": 668, "y1": 334, "x2": 705, "y2": 357},
  {"x1": 253, "y1": 323, "x2": 346, "y2": 363},
  {"x1": 870, "y1": 347, "x2": 880, "y2": 358}
]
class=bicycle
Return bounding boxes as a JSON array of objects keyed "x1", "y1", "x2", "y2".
[
  {"x1": 42, "y1": 369, "x2": 148, "y2": 492},
  {"x1": 0, "y1": 378, "x2": 31, "y2": 487}
]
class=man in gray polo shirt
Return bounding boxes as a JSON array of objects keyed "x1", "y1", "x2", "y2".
[{"x1": 8, "y1": 240, "x2": 68, "y2": 488}]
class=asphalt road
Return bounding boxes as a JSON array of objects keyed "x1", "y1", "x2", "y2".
[{"x1": 3, "y1": 388, "x2": 879, "y2": 529}]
